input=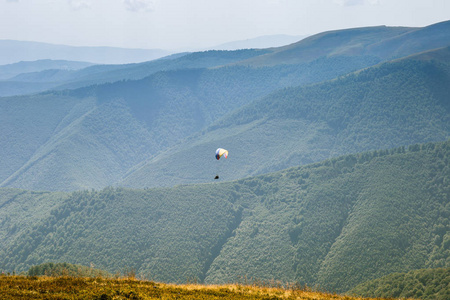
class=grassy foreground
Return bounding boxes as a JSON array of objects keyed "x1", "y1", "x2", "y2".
[{"x1": 0, "y1": 275, "x2": 386, "y2": 300}]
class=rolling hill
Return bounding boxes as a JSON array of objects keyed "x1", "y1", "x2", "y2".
[
  {"x1": 0, "y1": 40, "x2": 172, "y2": 65},
  {"x1": 236, "y1": 20, "x2": 450, "y2": 67},
  {"x1": 0, "y1": 139, "x2": 448, "y2": 293},
  {"x1": 0, "y1": 49, "x2": 271, "y2": 96},
  {"x1": 0, "y1": 54, "x2": 384, "y2": 191},
  {"x1": 349, "y1": 268, "x2": 450, "y2": 300},
  {"x1": 1, "y1": 20, "x2": 449, "y2": 299},
  {"x1": 0, "y1": 59, "x2": 96, "y2": 96},
  {"x1": 0, "y1": 59, "x2": 95, "y2": 80},
  {"x1": 2, "y1": 21, "x2": 449, "y2": 97},
  {"x1": 0, "y1": 21, "x2": 449, "y2": 192},
  {"x1": 121, "y1": 46, "x2": 450, "y2": 188}
]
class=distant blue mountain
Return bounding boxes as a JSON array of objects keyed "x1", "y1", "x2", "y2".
[
  {"x1": 1, "y1": 22, "x2": 449, "y2": 191},
  {"x1": 0, "y1": 40, "x2": 173, "y2": 65},
  {"x1": 0, "y1": 59, "x2": 95, "y2": 80}
]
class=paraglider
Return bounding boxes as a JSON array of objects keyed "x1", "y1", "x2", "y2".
[
  {"x1": 215, "y1": 148, "x2": 228, "y2": 179},
  {"x1": 215, "y1": 148, "x2": 228, "y2": 160}
]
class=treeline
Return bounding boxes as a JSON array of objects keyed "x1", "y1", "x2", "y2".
[
  {"x1": 0, "y1": 185, "x2": 243, "y2": 283},
  {"x1": 205, "y1": 140, "x2": 450, "y2": 291},
  {"x1": 0, "y1": 139, "x2": 448, "y2": 292},
  {"x1": 349, "y1": 268, "x2": 450, "y2": 300},
  {"x1": 27, "y1": 262, "x2": 110, "y2": 278}
]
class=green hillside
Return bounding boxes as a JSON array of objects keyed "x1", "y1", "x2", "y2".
[
  {"x1": 0, "y1": 189, "x2": 67, "y2": 251},
  {"x1": 0, "y1": 53, "x2": 380, "y2": 191},
  {"x1": 349, "y1": 268, "x2": 450, "y2": 300},
  {"x1": 1, "y1": 140, "x2": 449, "y2": 294},
  {"x1": 0, "y1": 49, "x2": 271, "y2": 96},
  {"x1": 238, "y1": 20, "x2": 450, "y2": 67},
  {"x1": 1, "y1": 99, "x2": 155, "y2": 191},
  {"x1": 1, "y1": 22, "x2": 449, "y2": 192},
  {"x1": 367, "y1": 20, "x2": 450, "y2": 60},
  {"x1": 236, "y1": 25, "x2": 413, "y2": 67},
  {"x1": 122, "y1": 46, "x2": 450, "y2": 188},
  {"x1": 51, "y1": 49, "x2": 273, "y2": 91},
  {"x1": 0, "y1": 94, "x2": 92, "y2": 184}
]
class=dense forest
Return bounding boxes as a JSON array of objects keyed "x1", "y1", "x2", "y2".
[
  {"x1": 122, "y1": 48, "x2": 450, "y2": 188},
  {"x1": 1, "y1": 140, "x2": 448, "y2": 293},
  {"x1": 349, "y1": 268, "x2": 450, "y2": 299},
  {"x1": 1, "y1": 21, "x2": 449, "y2": 298},
  {"x1": 1, "y1": 22, "x2": 449, "y2": 192},
  {"x1": 0, "y1": 55, "x2": 383, "y2": 191}
]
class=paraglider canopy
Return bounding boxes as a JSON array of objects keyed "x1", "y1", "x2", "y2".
[{"x1": 215, "y1": 148, "x2": 228, "y2": 160}]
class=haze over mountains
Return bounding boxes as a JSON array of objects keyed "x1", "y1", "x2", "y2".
[
  {"x1": 0, "y1": 34, "x2": 305, "y2": 66},
  {"x1": 0, "y1": 40, "x2": 172, "y2": 65},
  {"x1": 1, "y1": 20, "x2": 449, "y2": 191},
  {"x1": 0, "y1": 20, "x2": 449, "y2": 297},
  {"x1": 122, "y1": 46, "x2": 450, "y2": 188}
]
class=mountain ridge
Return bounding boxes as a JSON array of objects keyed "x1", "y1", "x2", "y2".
[
  {"x1": 0, "y1": 40, "x2": 172, "y2": 65},
  {"x1": 234, "y1": 21, "x2": 450, "y2": 67},
  {"x1": 1, "y1": 139, "x2": 448, "y2": 293},
  {"x1": 1, "y1": 21, "x2": 449, "y2": 192},
  {"x1": 207, "y1": 34, "x2": 307, "y2": 50},
  {"x1": 121, "y1": 46, "x2": 450, "y2": 189},
  {"x1": 0, "y1": 59, "x2": 95, "y2": 80}
]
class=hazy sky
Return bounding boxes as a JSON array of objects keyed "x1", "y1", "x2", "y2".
[{"x1": 1, "y1": 0, "x2": 449, "y2": 50}]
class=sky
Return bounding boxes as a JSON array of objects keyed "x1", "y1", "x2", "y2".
[{"x1": 1, "y1": 0, "x2": 449, "y2": 51}]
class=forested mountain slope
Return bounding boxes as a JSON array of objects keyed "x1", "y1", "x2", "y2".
[
  {"x1": 349, "y1": 268, "x2": 450, "y2": 300},
  {"x1": 0, "y1": 97, "x2": 155, "y2": 191},
  {"x1": 237, "y1": 20, "x2": 450, "y2": 67},
  {"x1": 0, "y1": 94, "x2": 93, "y2": 185},
  {"x1": 0, "y1": 189, "x2": 67, "y2": 252},
  {"x1": 367, "y1": 20, "x2": 450, "y2": 60},
  {"x1": 0, "y1": 49, "x2": 270, "y2": 96},
  {"x1": 122, "y1": 46, "x2": 450, "y2": 188},
  {"x1": 1, "y1": 140, "x2": 449, "y2": 293},
  {"x1": 1, "y1": 22, "x2": 449, "y2": 191},
  {"x1": 0, "y1": 53, "x2": 381, "y2": 191}
]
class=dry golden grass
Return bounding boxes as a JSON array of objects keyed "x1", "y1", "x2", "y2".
[{"x1": 0, "y1": 275, "x2": 401, "y2": 300}]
